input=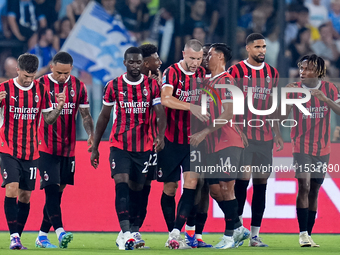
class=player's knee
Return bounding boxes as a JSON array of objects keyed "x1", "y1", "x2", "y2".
[
  {"x1": 18, "y1": 190, "x2": 31, "y2": 204},
  {"x1": 164, "y1": 182, "x2": 178, "y2": 196},
  {"x1": 298, "y1": 181, "x2": 310, "y2": 196},
  {"x1": 5, "y1": 183, "x2": 19, "y2": 198}
]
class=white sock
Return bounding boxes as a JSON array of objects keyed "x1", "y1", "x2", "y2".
[
  {"x1": 10, "y1": 233, "x2": 19, "y2": 239},
  {"x1": 171, "y1": 228, "x2": 180, "y2": 236},
  {"x1": 185, "y1": 225, "x2": 195, "y2": 231},
  {"x1": 39, "y1": 231, "x2": 48, "y2": 237},
  {"x1": 299, "y1": 231, "x2": 308, "y2": 235},
  {"x1": 55, "y1": 227, "x2": 65, "y2": 238},
  {"x1": 195, "y1": 234, "x2": 202, "y2": 240},
  {"x1": 239, "y1": 215, "x2": 243, "y2": 224},
  {"x1": 251, "y1": 226, "x2": 260, "y2": 238}
]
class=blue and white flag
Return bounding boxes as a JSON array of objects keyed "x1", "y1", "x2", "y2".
[{"x1": 61, "y1": 1, "x2": 136, "y2": 83}]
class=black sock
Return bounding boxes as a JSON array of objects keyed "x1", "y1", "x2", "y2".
[
  {"x1": 307, "y1": 210, "x2": 316, "y2": 235},
  {"x1": 129, "y1": 188, "x2": 142, "y2": 233},
  {"x1": 115, "y1": 182, "x2": 130, "y2": 232},
  {"x1": 174, "y1": 188, "x2": 196, "y2": 231},
  {"x1": 296, "y1": 208, "x2": 308, "y2": 232},
  {"x1": 186, "y1": 204, "x2": 198, "y2": 227},
  {"x1": 195, "y1": 212, "x2": 207, "y2": 235},
  {"x1": 161, "y1": 192, "x2": 176, "y2": 232},
  {"x1": 45, "y1": 185, "x2": 63, "y2": 230},
  {"x1": 234, "y1": 214, "x2": 242, "y2": 229},
  {"x1": 235, "y1": 179, "x2": 249, "y2": 216},
  {"x1": 17, "y1": 201, "x2": 30, "y2": 236},
  {"x1": 4, "y1": 197, "x2": 18, "y2": 235},
  {"x1": 251, "y1": 184, "x2": 266, "y2": 227},
  {"x1": 40, "y1": 205, "x2": 52, "y2": 233},
  {"x1": 223, "y1": 200, "x2": 237, "y2": 236},
  {"x1": 138, "y1": 184, "x2": 151, "y2": 228}
]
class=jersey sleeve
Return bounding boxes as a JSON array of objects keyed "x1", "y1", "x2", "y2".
[
  {"x1": 273, "y1": 68, "x2": 280, "y2": 88},
  {"x1": 79, "y1": 82, "x2": 90, "y2": 108},
  {"x1": 41, "y1": 85, "x2": 53, "y2": 112},
  {"x1": 0, "y1": 83, "x2": 5, "y2": 107},
  {"x1": 162, "y1": 67, "x2": 177, "y2": 90},
  {"x1": 227, "y1": 65, "x2": 241, "y2": 89},
  {"x1": 102, "y1": 80, "x2": 116, "y2": 106},
  {"x1": 151, "y1": 79, "x2": 161, "y2": 106},
  {"x1": 331, "y1": 83, "x2": 340, "y2": 103}
]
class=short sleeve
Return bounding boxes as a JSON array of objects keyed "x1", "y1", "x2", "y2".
[
  {"x1": 0, "y1": 83, "x2": 5, "y2": 107},
  {"x1": 273, "y1": 69, "x2": 280, "y2": 88},
  {"x1": 331, "y1": 84, "x2": 340, "y2": 103},
  {"x1": 7, "y1": 0, "x2": 18, "y2": 17},
  {"x1": 41, "y1": 85, "x2": 53, "y2": 112},
  {"x1": 162, "y1": 67, "x2": 177, "y2": 90},
  {"x1": 151, "y1": 79, "x2": 161, "y2": 106},
  {"x1": 79, "y1": 82, "x2": 89, "y2": 108},
  {"x1": 227, "y1": 65, "x2": 241, "y2": 89},
  {"x1": 102, "y1": 81, "x2": 115, "y2": 106}
]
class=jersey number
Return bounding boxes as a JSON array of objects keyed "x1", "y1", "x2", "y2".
[{"x1": 29, "y1": 167, "x2": 37, "y2": 180}]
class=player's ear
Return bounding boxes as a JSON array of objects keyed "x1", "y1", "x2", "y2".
[
  {"x1": 123, "y1": 60, "x2": 127, "y2": 67},
  {"x1": 246, "y1": 44, "x2": 250, "y2": 53}
]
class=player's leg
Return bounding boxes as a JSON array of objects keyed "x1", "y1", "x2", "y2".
[
  {"x1": 17, "y1": 189, "x2": 31, "y2": 237},
  {"x1": 249, "y1": 141, "x2": 273, "y2": 247}
]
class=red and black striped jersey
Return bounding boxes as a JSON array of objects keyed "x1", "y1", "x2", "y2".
[
  {"x1": 0, "y1": 78, "x2": 52, "y2": 160},
  {"x1": 288, "y1": 81, "x2": 340, "y2": 156},
  {"x1": 149, "y1": 78, "x2": 162, "y2": 142},
  {"x1": 162, "y1": 62, "x2": 205, "y2": 144},
  {"x1": 204, "y1": 72, "x2": 244, "y2": 153},
  {"x1": 228, "y1": 60, "x2": 279, "y2": 141},
  {"x1": 38, "y1": 74, "x2": 89, "y2": 157},
  {"x1": 103, "y1": 74, "x2": 161, "y2": 152}
]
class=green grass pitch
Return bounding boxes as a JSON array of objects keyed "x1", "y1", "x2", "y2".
[{"x1": 0, "y1": 232, "x2": 339, "y2": 254}]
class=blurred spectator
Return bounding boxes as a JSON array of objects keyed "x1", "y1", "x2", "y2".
[
  {"x1": 305, "y1": 0, "x2": 329, "y2": 28},
  {"x1": 285, "y1": 5, "x2": 319, "y2": 45},
  {"x1": 192, "y1": 26, "x2": 206, "y2": 44},
  {"x1": 66, "y1": 0, "x2": 89, "y2": 27},
  {"x1": 28, "y1": 27, "x2": 56, "y2": 75},
  {"x1": 246, "y1": 7, "x2": 269, "y2": 35},
  {"x1": 148, "y1": 1, "x2": 179, "y2": 68},
  {"x1": 0, "y1": 57, "x2": 18, "y2": 83},
  {"x1": 7, "y1": 0, "x2": 47, "y2": 48},
  {"x1": 287, "y1": 27, "x2": 313, "y2": 77},
  {"x1": 312, "y1": 23, "x2": 339, "y2": 62},
  {"x1": 0, "y1": 0, "x2": 11, "y2": 39},
  {"x1": 305, "y1": 0, "x2": 331, "y2": 10},
  {"x1": 235, "y1": 27, "x2": 247, "y2": 60},
  {"x1": 182, "y1": 0, "x2": 208, "y2": 43},
  {"x1": 144, "y1": 0, "x2": 159, "y2": 18},
  {"x1": 329, "y1": 0, "x2": 340, "y2": 38},
  {"x1": 99, "y1": 0, "x2": 121, "y2": 17},
  {"x1": 265, "y1": 26, "x2": 280, "y2": 68},
  {"x1": 34, "y1": 0, "x2": 61, "y2": 29},
  {"x1": 53, "y1": 17, "x2": 71, "y2": 50},
  {"x1": 117, "y1": 0, "x2": 149, "y2": 42}
]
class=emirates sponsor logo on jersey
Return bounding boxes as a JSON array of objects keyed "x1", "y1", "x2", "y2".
[
  {"x1": 52, "y1": 102, "x2": 76, "y2": 115},
  {"x1": 301, "y1": 105, "x2": 329, "y2": 119},
  {"x1": 9, "y1": 106, "x2": 39, "y2": 120},
  {"x1": 243, "y1": 85, "x2": 272, "y2": 100},
  {"x1": 175, "y1": 88, "x2": 202, "y2": 102},
  {"x1": 119, "y1": 101, "x2": 150, "y2": 114}
]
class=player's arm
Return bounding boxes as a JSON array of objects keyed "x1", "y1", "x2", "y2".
[
  {"x1": 190, "y1": 102, "x2": 233, "y2": 147},
  {"x1": 79, "y1": 107, "x2": 95, "y2": 151},
  {"x1": 43, "y1": 86, "x2": 66, "y2": 124},
  {"x1": 269, "y1": 96, "x2": 284, "y2": 152},
  {"x1": 311, "y1": 89, "x2": 340, "y2": 115},
  {"x1": 90, "y1": 105, "x2": 112, "y2": 169},
  {"x1": 161, "y1": 86, "x2": 209, "y2": 122},
  {"x1": 153, "y1": 104, "x2": 166, "y2": 152}
]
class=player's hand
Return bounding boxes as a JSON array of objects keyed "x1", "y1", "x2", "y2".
[
  {"x1": 286, "y1": 82, "x2": 298, "y2": 88},
  {"x1": 56, "y1": 86, "x2": 67, "y2": 108},
  {"x1": 274, "y1": 135, "x2": 284, "y2": 152},
  {"x1": 332, "y1": 126, "x2": 340, "y2": 142},
  {"x1": 190, "y1": 104, "x2": 210, "y2": 122},
  {"x1": 0, "y1": 91, "x2": 7, "y2": 101},
  {"x1": 90, "y1": 148, "x2": 99, "y2": 169},
  {"x1": 240, "y1": 132, "x2": 248, "y2": 148},
  {"x1": 87, "y1": 134, "x2": 94, "y2": 152},
  {"x1": 154, "y1": 135, "x2": 165, "y2": 153},
  {"x1": 190, "y1": 129, "x2": 209, "y2": 147},
  {"x1": 311, "y1": 89, "x2": 328, "y2": 102}
]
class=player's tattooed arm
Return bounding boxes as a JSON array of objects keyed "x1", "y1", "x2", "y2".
[
  {"x1": 79, "y1": 107, "x2": 95, "y2": 151},
  {"x1": 91, "y1": 105, "x2": 112, "y2": 168},
  {"x1": 153, "y1": 104, "x2": 166, "y2": 152},
  {"x1": 43, "y1": 86, "x2": 66, "y2": 124}
]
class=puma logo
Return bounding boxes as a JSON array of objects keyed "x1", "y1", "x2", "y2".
[
  {"x1": 244, "y1": 75, "x2": 251, "y2": 80},
  {"x1": 179, "y1": 80, "x2": 184, "y2": 86},
  {"x1": 120, "y1": 91, "x2": 127, "y2": 96},
  {"x1": 49, "y1": 91, "x2": 54, "y2": 96},
  {"x1": 11, "y1": 96, "x2": 18, "y2": 102}
]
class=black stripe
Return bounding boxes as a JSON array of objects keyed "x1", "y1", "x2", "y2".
[
  {"x1": 308, "y1": 95, "x2": 316, "y2": 155},
  {"x1": 52, "y1": 80, "x2": 58, "y2": 155},
  {"x1": 29, "y1": 85, "x2": 37, "y2": 160},
  {"x1": 44, "y1": 79, "x2": 51, "y2": 149},
  {"x1": 131, "y1": 84, "x2": 138, "y2": 152},
  {"x1": 12, "y1": 85, "x2": 20, "y2": 158},
  {"x1": 66, "y1": 79, "x2": 76, "y2": 157}
]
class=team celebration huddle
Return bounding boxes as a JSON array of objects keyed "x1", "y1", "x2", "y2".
[{"x1": 1, "y1": 32, "x2": 340, "y2": 250}]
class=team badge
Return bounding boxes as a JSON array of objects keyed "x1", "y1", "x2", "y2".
[
  {"x1": 143, "y1": 88, "x2": 148, "y2": 96},
  {"x1": 70, "y1": 89, "x2": 75, "y2": 97},
  {"x1": 44, "y1": 172, "x2": 49, "y2": 181},
  {"x1": 266, "y1": 75, "x2": 271, "y2": 83},
  {"x1": 35, "y1": 94, "x2": 39, "y2": 103},
  {"x1": 157, "y1": 168, "x2": 163, "y2": 178},
  {"x1": 111, "y1": 159, "x2": 116, "y2": 169},
  {"x1": 3, "y1": 169, "x2": 7, "y2": 179},
  {"x1": 197, "y1": 77, "x2": 202, "y2": 83}
]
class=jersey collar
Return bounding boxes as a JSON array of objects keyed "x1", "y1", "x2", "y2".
[
  {"x1": 48, "y1": 73, "x2": 70, "y2": 84},
  {"x1": 302, "y1": 80, "x2": 322, "y2": 91},
  {"x1": 13, "y1": 77, "x2": 33, "y2": 91},
  {"x1": 209, "y1": 71, "x2": 227, "y2": 81},
  {"x1": 123, "y1": 74, "x2": 144, "y2": 85},
  {"x1": 178, "y1": 61, "x2": 195, "y2": 75},
  {"x1": 243, "y1": 59, "x2": 265, "y2": 70}
]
